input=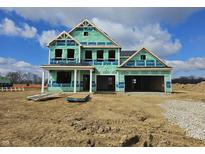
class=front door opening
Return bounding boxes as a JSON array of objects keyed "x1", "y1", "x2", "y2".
[
  {"x1": 83, "y1": 74, "x2": 90, "y2": 91},
  {"x1": 125, "y1": 76, "x2": 164, "y2": 92},
  {"x1": 97, "y1": 75, "x2": 115, "y2": 91}
]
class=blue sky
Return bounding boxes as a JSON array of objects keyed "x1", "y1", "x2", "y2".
[{"x1": 0, "y1": 8, "x2": 205, "y2": 78}]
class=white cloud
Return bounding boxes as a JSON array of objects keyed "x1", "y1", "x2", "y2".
[
  {"x1": 0, "y1": 18, "x2": 37, "y2": 38},
  {"x1": 2, "y1": 8, "x2": 201, "y2": 27},
  {"x1": 0, "y1": 57, "x2": 41, "y2": 76},
  {"x1": 38, "y1": 30, "x2": 58, "y2": 47},
  {"x1": 166, "y1": 57, "x2": 205, "y2": 72},
  {"x1": 92, "y1": 18, "x2": 181, "y2": 57},
  {"x1": 0, "y1": 17, "x2": 57, "y2": 47}
]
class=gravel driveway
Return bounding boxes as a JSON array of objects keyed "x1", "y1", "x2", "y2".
[{"x1": 160, "y1": 100, "x2": 205, "y2": 140}]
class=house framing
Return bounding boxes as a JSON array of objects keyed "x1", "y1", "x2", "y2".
[{"x1": 41, "y1": 19, "x2": 172, "y2": 93}]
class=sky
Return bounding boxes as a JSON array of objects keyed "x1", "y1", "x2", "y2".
[{"x1": 0, "y1": 7, "x2": 205, "y2": 78}]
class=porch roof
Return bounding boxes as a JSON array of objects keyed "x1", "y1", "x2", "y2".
[{"x1": 41, "y1": 64, "x2": 95, "y2": 71}]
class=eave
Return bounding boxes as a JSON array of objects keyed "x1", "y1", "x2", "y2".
[
  {"x1": 82, "y1": 45, "x2": 121, "y2": 49},
  {"x1": 116, "y1": 67, "x2": 172, "y2": 71}
]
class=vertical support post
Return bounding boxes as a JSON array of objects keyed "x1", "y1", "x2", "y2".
[
  {"x1": 118, "y1": 48, "x2": 120, "y2": 66},
  {"x1": 78, "y1": 70, "x2": 81, "y2": 91},
  {"x1": 78, "y1": 46, "x2": 81, "y2": 63},
  {"x1": 41, "y1": 70, "x2": 45, "y2": 93},
  {"x1": 170, "y1": 74, "x2": 172, "y2": 93},
  {"x1": 116, "y1": 71, "x2": 119, "y2": 92},
  {"x1": 89, "y1": 69, "x2": 92, "y2": 93},
  {"x1": 74, "y1": 69, "x2": 77, "y2": 93}
]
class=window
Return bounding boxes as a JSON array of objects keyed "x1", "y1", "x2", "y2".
[
  {"x1": 141, "y1": 55, "x2": 146, "y2": 60},
  {"x1": 84, "y1": 32, "x2": 88, "y2": 36},
  {"x1": 67, "y1": 49, "x2": 74, "y2": 60},
  {"x1": 55, "y1": 49, "x2": 62, "y2": 60},
  {"x1": 56, "y1": 71, "x2": 71, "y2": 83},
  {"x1": 97, "y1": 50, "x2": 104, "y2": 61},
  {"x1": 85, "y1": 50, "x2": 92, "y2": 61},
  {"x1": 108, "y1": 50, "x2": 115, "y2": 61}
]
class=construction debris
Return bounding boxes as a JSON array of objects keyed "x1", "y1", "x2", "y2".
[{"x1": 27, "y1": 93, "x2": 63, "y2": 101}]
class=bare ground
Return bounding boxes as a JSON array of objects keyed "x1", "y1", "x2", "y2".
[{"x1": 0, "y1": 86, "x2": 205, "y2": 147}]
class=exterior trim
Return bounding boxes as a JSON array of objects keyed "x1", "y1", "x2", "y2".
[
  {"x1": 117, "y1": 67, "x2": 172, "y2": 71},
  {"x1": 41, "y1": 65, "x2": 95, "y2": 71},
  {"x1": 82, "y1": 46, "x2": 120, "y2": 49}
]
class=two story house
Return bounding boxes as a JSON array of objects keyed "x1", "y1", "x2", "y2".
[{"x1": 41, "y1": 19, "x2": 172, "y2": 93}]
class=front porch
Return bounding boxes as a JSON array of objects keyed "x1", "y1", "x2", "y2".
[{"x1": 40, "y1": 65, "x2": 95, "y2": 93}]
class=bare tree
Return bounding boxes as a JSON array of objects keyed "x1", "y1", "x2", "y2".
[{"x1": 6, "y1": 72, "x2": 42, "y2": 84}]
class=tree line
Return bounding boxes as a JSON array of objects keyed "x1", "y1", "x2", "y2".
[
  {"x1": 5, "y1": 71, "x2": 42, "y2": 85},
  {"x1": 172, "y1": 76, "x2": 205, "y2": 84}
]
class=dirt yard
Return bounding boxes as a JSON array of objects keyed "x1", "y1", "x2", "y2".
[{"x1": 0, "y1": 84, "x2": 205, "y2": 147}]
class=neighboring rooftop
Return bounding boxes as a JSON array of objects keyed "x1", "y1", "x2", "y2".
[{"x1": 120, "y1": 50, "x2": 136, "y2": 57}]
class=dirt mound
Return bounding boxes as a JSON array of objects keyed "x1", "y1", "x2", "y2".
[{"x1": 173, "y1": 82, "x2": 205, "y2": 92}]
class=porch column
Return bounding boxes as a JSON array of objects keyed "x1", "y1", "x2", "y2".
[
  {"x1": 78, "y1": 70, "x2": 81, "y2": 90},
  {"x1": 89, "y1": 69, "x2": 92, "y2": 93},
  {"x1": 74, "y1": 69, "x2": 77, "y2": 93},
  {"x1": 41, "y1": 70, "x2": 45, "y2": 93}
]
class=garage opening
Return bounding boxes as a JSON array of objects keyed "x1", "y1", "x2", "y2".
[
  {"x1": 97, "y1": 75, "x2": 115, "y2": 91},
  {"x1": 125, "y1": 76, "x2": 164, "y2": 92}
]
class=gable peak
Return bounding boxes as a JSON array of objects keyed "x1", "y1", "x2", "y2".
[{"x1": 79, "y1": 19, "x2": 93, "y2": 27}]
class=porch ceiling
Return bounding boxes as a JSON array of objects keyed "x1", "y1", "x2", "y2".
[{"x1": 41, "y1": 65, "x2": 95, "y2": 71}]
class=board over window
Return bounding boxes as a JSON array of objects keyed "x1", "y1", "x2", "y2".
[
  {"x1": 108, "y1": 50, "x2": 115, "y2": 61},
  {"x1": 67, "y1": 49, "x2": 74, "y2": 60},
  {"x1": 85, "y1": 50, "x2": 92, "y2": 61},
  {"x1": 56, "y1": 71, "x2": 71, "y2": 84},
  {"x1": 55, "y1": 49, "x2": 62, "y2": 60},
  {"x1": 97, "y1": 50, "x2": 104, "y2": 61}
]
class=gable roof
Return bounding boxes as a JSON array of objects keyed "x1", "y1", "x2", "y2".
[
  {"x1": 68, "y1": 19, "x2": 121, "y2": 48},
  {"x1": 119, "y1": 47, "x2": 171, "y2": 68},
  {"x1": 47, "y1": 31, "x2": 81, "y2": 47}
]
